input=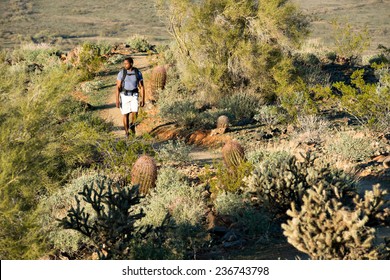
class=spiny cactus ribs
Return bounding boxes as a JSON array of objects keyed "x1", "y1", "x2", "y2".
[
  {"x1": 217, "y1": 115, "x2": 229, "y2": 129},
  {"x1": 151, "y1": 66, "x2": 167, "y2": 99},
  {"x1": 222, "y1": 140, "x2": 245, "y2": 169},
  {"x1": 131, "y1": 155, "x2": 158, "y2": 195}
]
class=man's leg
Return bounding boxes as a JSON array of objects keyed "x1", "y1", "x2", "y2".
[
  {"x1": 130, "y1": 112, "x2": 138, "y2": 135},
  {"x1": 123, "y1": 113, "x2": 130, "y2": 136}
]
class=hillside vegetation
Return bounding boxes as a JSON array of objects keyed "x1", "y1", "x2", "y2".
[{"x1": 0, "y1": 0, "x2": 389, "y2": 260}]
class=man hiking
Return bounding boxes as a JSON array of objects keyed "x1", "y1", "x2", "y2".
[{"x1": 116, "y1": 57, "x2": 145, "y2": 137}]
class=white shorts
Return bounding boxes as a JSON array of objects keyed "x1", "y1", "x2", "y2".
[{"x1": 120, "y1": 93, "x2": 138, "y2": 115}]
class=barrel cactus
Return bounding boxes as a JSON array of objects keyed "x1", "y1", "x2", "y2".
[
  {"x1": 222, "y1": 140, "x2": 245, "y2": 169},
  {"x1": 151, "y1": 66, "x2": 167, "y2": 98},
  {"x1": 217, "y1": 115, "x2": 229, "y2": 130},
  {"x1": 131, "y1": 155, "x2": 158, "y2": 195}
]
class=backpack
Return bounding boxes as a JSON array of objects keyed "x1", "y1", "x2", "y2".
[{"x1": 120, "y1": 67, "x2": 141, "y2": 92}]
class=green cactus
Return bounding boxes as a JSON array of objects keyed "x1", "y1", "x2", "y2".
[
  {"x1": 222, "y1": 140, "x2": 246, "y2": 170},
  {"x1": 217, "y1": 115, "x2": 229, "y2": 129},
  {"x1": 244, "y1": 151, "x2": 357, "y2": 214},
  {"x1": 151, "y1": 66, "x2": 167, "y2": 98},
  {"x1": 131, "y1": 155, "x2": 158, "y2": 195},
  {"x1": 282, "y1": 183, "x2": 379, "y2": 260}
]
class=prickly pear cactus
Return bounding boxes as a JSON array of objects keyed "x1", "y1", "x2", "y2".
[
  {"x1": 217, "y1": 115, "x2": 229, "y2": 130},
  {"x1": 222, "y1": 140, "x2": 245, "y2": 169},
  {"x1": 151, "y1": 66, "x2": 167, "y2": 98},
  {"x1": 131, "y1": 155, "x2": 158, "y2": 195}
]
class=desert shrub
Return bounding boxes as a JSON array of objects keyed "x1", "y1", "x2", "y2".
[
  {"x1": 80, "y1": 79, "x2": 104, "y2": 93},
  {"x1": 37, "y1": 172, "x2": 105, "y2": 255},
  {"x1": 244, "y1": 151, "x2": 357, "y2": 215},
  {"x1": 156, "y1": 0, "x2": 309, "y2": 98},
  {"x1": 206, "y1": 161, "x2": 253, "y2": 194},
  {"x1": 277, "y1": 83, "x2": 319, "y2": 120},
  {"x1": 293, "y1": 52, "x2": 331, "y2": 87},
  {"x1": 282, "y1": 184, "x2": 380, "y2": 260},
  {"x1": 138, "y1": 167, "x2": 206, "y2": 259},
  {"x1": 325, "y1": 131, "x2": 375, "y2": 162},
  {"x1": 333, "y1": 67, "x2": 390, "y2": 131},
  {"x1": 127, "y1": 35, "x2": 153, "y2": 52},
  {"x1": 60, "y1": 178, "x2": 154, "y2": 260},
  {"x1": 246, "y1": 148, "x2": 291, "y2": 166},
  {"x1": 217, "y1": 91, "x2": 262, "y2": 123},
  {"x1": 68, "y1": 42, "x2": 107, "y2": 76},
  {"x1": 254, "y1": 105, "x2": 287, "y2": 126},
  {"x1": 96, "y1": 136, "x2": 155, "y2": 182},
  {"x1": 10, "y1": 43, "x2": 61, "y2": 68},
  {"x1": 331, "y1": 20, "x2": 371, "y2": 61},
  {"x1": 156, "y1": 139, "x2": 191, "y2": 164},
  {"x1": 107, "y1": 54, "x2": 126, "y2": 65},
  {"x1": 214, "y1": 192, "x2": 270, "y2": 236},
  {"x1": 0, "y1": 43, "x2": 112, "y2": 259},
  {"x1": 293, "y1": 114, "x2": 331, "y2": 144}
]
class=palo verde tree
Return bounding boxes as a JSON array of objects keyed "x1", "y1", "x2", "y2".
[{"x1": 155, "y1": 0, "x2": 310, "y2": 101}]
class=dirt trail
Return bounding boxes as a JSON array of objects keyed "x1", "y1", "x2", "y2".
[{"x1": 98, "y1": 54, "x2": 223, "y2": 164}]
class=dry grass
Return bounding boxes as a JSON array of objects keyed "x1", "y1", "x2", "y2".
[{"x1": 0, "y1": 0, "x2": 169, "y2": 50}]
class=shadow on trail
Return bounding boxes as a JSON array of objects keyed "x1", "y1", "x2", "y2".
[{"x1": 92, "y1": 103, "x2": 116, "y2": 110}]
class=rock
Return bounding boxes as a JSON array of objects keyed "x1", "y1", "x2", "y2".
[
  {"x1": 210, "y1": 127, "x2": 227, "y2": 136},
  {"x1": 373, "y1": 155, "x2": 387, "y2": 163},
  {"x1": 383, "y1": 156, "x2": 390, "y2": 169}
]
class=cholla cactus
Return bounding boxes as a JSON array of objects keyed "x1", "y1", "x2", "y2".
[
  {"x1": 244, "y1": 152, "x2": 356, "y2": 214},
  {"x1": 353, "y1": 184, "x2": 389, "y2": 226},
  {"x1": 217, "y1": 115, "x2": 229, "y2": 130},
  {"x1": 131, "y1": 155, "x2": 158, "y2": 195},
  {"x1": 151, "y1": 66, "x2": 167, "y2": 98},
  {"x1": 222, "y1": 140, "x2": 245, "y2": 169},
  {"x1": 282, "y1": 184, "x2": 378, "y2": 260}
]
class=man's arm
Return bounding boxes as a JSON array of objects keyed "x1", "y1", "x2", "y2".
[
  {"x1": 139, "y1": 80, "x2": 145, "y2": 107},
  {"x1": 116, "y1": 79, "x2": 121, "y2": 108}
]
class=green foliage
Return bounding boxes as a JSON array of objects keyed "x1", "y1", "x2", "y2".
[
  {"x1": 127, "y1": 34, "x2": 154, "y2": 52},
  {"x1": 217, "y1": 91, "x2": 262, "y2": 123},
  {"x1": 156, "y1": 139, "x2": 191, "y2": 164},
  {"x1": 244, "y1": 151, "x2": 357, "y2": 215},
  {"x1": 254, "y1": 105, "x2": 287, "y2": 126},
  {"x1": 294, "y1": 114, "x2": 330, "y2": 144},
  {"x1": 61, "y1": 179, "x2": 152, "y2": 259},
  {"x1": 139, "y1": 167, "x2": 206, "y2": 259},
  {"x1": 37, "y1": 172, "x2": 105, "y2": 255},
  {"x1": 0, "y1": 43, "x2": 112, "y2": 259},
  {"x1": 214, "y1": 192, "x2": 270, "y2": 236},
  {"x1": 333, "y1": 68, "x2": 390, "y2": 129},
  {"x1": 68, "y1": 42, "x2": 108, "y2": 77},
  {"x1": 96, "y1": 136, "x2": 155, "y2": 182},
  {"x1": 331, "y1": 20, "x2": 371, "y2": 60},
  {"x1": 80, "y1": 79, "x2": 104, "y2": 93},
  {"x1": 325, "y1": 132, "x2": 375, "y2": 162},
  {"x1": 205, "y1": 161, "x2": 253, "y2": 194},
  {"x1": 157, "y1": 0, "x2": 309, "y2": 97},
  {"x1": 282, "y1": 184, "x2": 380, "y2": 260}
]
